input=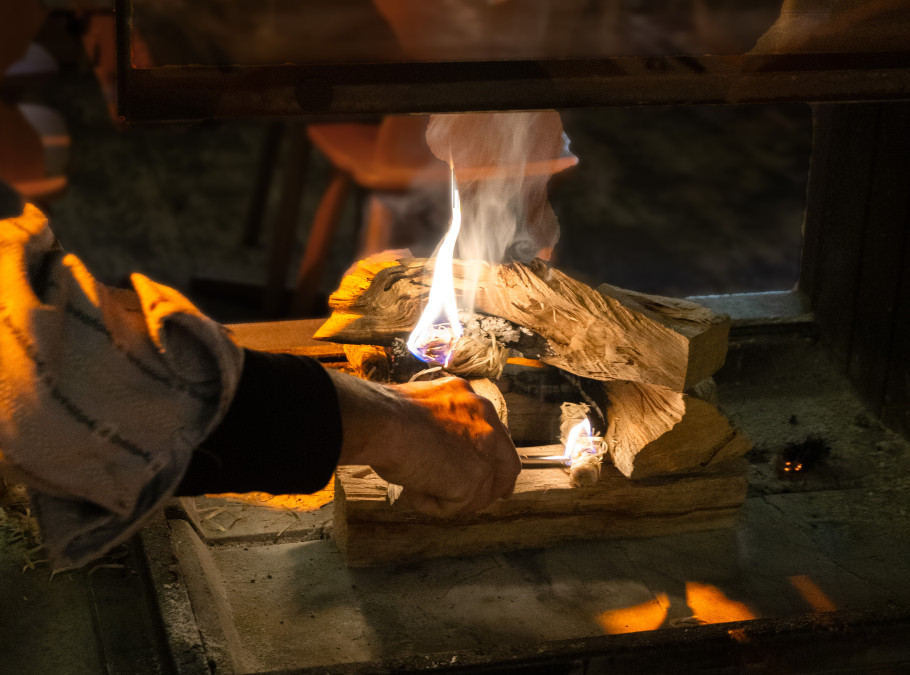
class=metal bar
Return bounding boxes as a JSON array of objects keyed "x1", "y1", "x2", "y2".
[
  {"x1": 116, "y1": 53, "x2": 910, "y2": 123},
  {"x1": 113, "y1": 0, "x2": 132, "y2": 123}
]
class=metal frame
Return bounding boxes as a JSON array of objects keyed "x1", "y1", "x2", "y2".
[{"x1": 115, "y1": 1, "x2": 910, "y2": 123}]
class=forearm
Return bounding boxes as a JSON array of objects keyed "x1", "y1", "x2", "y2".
[
  {"x1": 178, "y1": 349, "x2": 343, "y2": 495},
  {"x1": 325, "y1": 367, "x2": 411, "y2": 468}
]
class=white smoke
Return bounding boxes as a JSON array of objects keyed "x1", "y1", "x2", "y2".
[{"x1": 425, "y1": 111, "x2": 574, "y2": 266}]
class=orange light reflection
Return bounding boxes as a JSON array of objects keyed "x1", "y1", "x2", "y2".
[
  {"x1": 209, "y1": 481, "x2": 334, "y2": 512},
  {"x1": 597, "y1": 592, "x2": 669, "y2": 634},
  {"x1": 789, "y1": 575, "x2": 838, "y2": 613},
  {"x1": 597, "y1": 582, "x2": 757, "y2": 635},
  {"x1": 685, "y1": 581, "x2": 756, "y2": 624}
]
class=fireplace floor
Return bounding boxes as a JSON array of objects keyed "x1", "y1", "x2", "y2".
[{"x1": 141, "y1": 321, "x2": 910, "y2": 673}]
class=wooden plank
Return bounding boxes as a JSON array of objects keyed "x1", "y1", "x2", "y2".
[
  {"x1": 848, "y1": 102, "x2": 910, "y2": 416},
  {"x1": 227, "y1": 318, "x2": 345, "y2": 359},
  {"x1": 334, "y1": 460, "x2": 747, "y2": 567}
]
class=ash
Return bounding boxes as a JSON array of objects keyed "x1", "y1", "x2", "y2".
[
  {"x1": 459, "y1": 313, "x2": 529, "y2": 346},
  {"x1": 391, "y1": 337, "x2": 410, "y2": 360}
]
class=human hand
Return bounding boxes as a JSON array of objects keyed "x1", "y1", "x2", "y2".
[{"x1": 329, "y1": 371, "x2": 520, "y2": 517}]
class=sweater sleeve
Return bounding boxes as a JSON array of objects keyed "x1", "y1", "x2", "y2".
[
  {"x1": 1, "y1": 204, "x2": 243, "y2": 569},
  {"x1": 177, "y1": 349, "x2": 343, "y2": 496}
]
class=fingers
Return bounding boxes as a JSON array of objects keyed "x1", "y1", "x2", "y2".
[
  {"x1": 380, "y1": 375, "x2": 521, "y2": 517},
  {"x1": 474, "y1": 394, "x2": 521, "y2": 501},
  {"x1": 489, "y1": 434, "x2": 521, "y2": 500},
  {"x1": 403, "y1": 470, "x2": 497, "y2": 518}
]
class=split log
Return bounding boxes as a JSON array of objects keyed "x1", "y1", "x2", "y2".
[
  {"x1": 604, "y1": 380, "x2": 751, "y2": 480},
  {"x1": 334, "y1": 459, "x2": 747, "y2": 567},
  {"x1": 315, "y1": 254, "x2": 730, "y2": 390}
]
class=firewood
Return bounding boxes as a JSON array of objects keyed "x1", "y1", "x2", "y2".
[
  {"x1": 227, "y1": 318, "x2": 750, "y2": 567},
  {"x1": 604, "y1": 380, "x2": 751, "y2": 480},
  {"x1": 334, "y1": 459, "x2": 747, "y2": 567},
  {"x1": 315, "y1": 254, "x2": 729, "y2": 390}
]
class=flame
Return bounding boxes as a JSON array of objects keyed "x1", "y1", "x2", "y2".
[
  {"x1": 562, "y1": 418, "x2": 598, "y2": 464},
  {"x1": 534, "y1": 417, "x2": 600, "y2": 464},
  {"x1": 406, "y1": 164, "x2": 464, "y2": 366}
]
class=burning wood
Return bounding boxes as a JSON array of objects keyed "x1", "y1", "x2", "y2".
[
  {"x1": 318, "y1": 110, "x2": 749, "y2": 566},
  {"x1": 316, "y1": 248, "x2": 752, "y2": 566},
  {"x1": 315, "y1": 254, "x2": 729, "y2": 389}
]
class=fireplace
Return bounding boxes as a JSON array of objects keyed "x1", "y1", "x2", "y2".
[{"x1": 113, "y1": 2, "x2": 910, "y2": 672}]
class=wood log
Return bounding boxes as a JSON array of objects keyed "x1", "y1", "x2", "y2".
[
  {"x1": 334, "y1": 459, "x2": 747, "y2": 567},
  {"x1": 604, "y1": 380, "x2": 751, "y2": 480},
  {"x1": 315, "y1": 254, "x2": 729, "y2": 390},
  {"x1": 229, "y1": 318, "x2": 345, "y2": 360}
]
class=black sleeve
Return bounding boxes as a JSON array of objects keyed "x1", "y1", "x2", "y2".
[{"x1": 176, "y1": 349, "x2": 343, "y2": 496}]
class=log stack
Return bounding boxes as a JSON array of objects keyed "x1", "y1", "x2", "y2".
[{"x1": 317, "y1": 253, "x2": 749, "y2": 567}]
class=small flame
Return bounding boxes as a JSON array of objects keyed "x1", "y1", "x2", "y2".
[
  {"x1": 406, "y1": 164, "x2": 464, "y2": 366},
  {"x1": 562, "y1": 418, "x2": 598, "y2": 465},
  {"x1": 534, "y1": 417, "x2": 601, "y2": 464}
]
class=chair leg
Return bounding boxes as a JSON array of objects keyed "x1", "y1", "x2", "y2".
[
  {"x1": 263, "y1": 122, "x2": 310, "y2": 317},
  {"x1": 358, "y1": 193, "x2": 394, "y2": 258},
  {"x1": 289, "y1": 167, "x2": 352, "y2": 317}
]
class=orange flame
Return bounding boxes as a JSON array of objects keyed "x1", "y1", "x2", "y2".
[{"x1": 406, "y1": 164, "x2": 464, "y2": 366}]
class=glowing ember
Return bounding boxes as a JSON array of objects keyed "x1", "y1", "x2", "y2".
[{"x1": 406, "y1": 165, "x2": 464, "y2": 366}]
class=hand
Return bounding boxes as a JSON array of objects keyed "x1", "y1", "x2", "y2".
[{"x1": 328, "y1": 371, "x2": 520, "y2": 517}]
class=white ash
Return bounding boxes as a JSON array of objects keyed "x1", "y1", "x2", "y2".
[
  {"x1": 459, "y1": 313, "x2": 525, "y2": 345},
  {"x1": 391, "y1": 337, "x2": 411, "y2": 359}
]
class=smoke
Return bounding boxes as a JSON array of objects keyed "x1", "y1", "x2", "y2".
[{"x1": 425, "y1": 111, "x2": 574, "y2": 266}]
